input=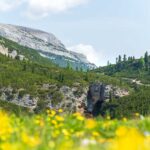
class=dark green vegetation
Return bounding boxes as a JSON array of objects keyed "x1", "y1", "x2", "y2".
[
  {"x1": 0, "y1": 53, "x2": 126, "y2": 93},
  {"x1": 0, "y1": 100, "x2": 30, "y2": 115},
  {"x1": 94, "y1": 52, "x2": 150, "y2": 84},
  {"x1": 101, "y1": 86, "x2": 150, "y2": 118},
  {"x1": 0, "y1": 37, "x2": 129, "y2": 114},
  {"x1": 94, "y1": 52, "x2": 150, "y2": 118}
]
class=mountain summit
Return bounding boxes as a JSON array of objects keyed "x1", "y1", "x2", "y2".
[{"x1": 0, "y1": 23, "x2": 96, "y2": 70}]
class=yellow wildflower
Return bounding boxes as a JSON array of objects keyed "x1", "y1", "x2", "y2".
[
  {"x1": 110, "y1": 127, "x2": 149, "y2": 150},
  {"x1": 58, "y1": 140, "x2": 74, "y2": 150},
  {"x1": 75, "y1": 131, "x2": 84, "y2": 137},
  {"x1": 135, "y1": 112, "x2": 140, "y2": 117},
  {"x1": 122, "y1": 117, "x2": 127, "y2": 122},
  {"x1": 62, "y1": 129, "x2": 70, "y2": 136},
  {"x1": 73, "y1": 112, "x2": 84, "y2": 121},
  {"x1": 0, "y1": 142, "x2": 21, "y2": 150},
  {"x1": 52, "y1": 130, "x2": 60, "y2": 138},
  {"x1": 1, "y1": 143, "x2": 12, "y2": 150},
  {"x1": 116, "y1": 126, "x2": 128, "y2": 137},
  {"x1": 86, "y1": 119, "x2": 97, "y2": 129},
  {"x1": 92, "y1": 131, "x2": 100, "y2": 137},
  {"x1": 48, "y1": 141, "x2": 55, "y2": 148},
  {"x1": 77, "y1": 115, "x2": 84, "y2": 121},
  {"x1": 21, "y1": 132, "x2": 41, "y2": 147},
  {"x1": 34, "y1": 116, "x2": 44, "y2": 127},
  {"x1": 55, "y1": 115, "x2": 64, "y2": 122},
  {"x1": 49, "y1": 110, "x2": 56, "y2": 117},
  {"x1": 0, "y1": 111, "x2": 13, "y2": 140},
  {"x1": 103, "y1": 120, "x2": 114, "y2": 129},
  {"x1": 51, "y1": 120, "x2": 57, "y2": 126},
  {"x1": 58, "y1": 109, "x2": 63, "y2": 113},
  {"x1": 98, "y1": 138, "x2": 106, "y2": 143},
  {"x1": 46, "y1": 109, "x2": 51, "y2": 114}
]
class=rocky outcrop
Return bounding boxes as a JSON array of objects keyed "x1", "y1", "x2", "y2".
[
  {"x1": 87, "y1": 83, "x2": 105, "y2": 113},
  {"x1": 0, "y1": 45, "x2": 8, "y2": 55},
  {"x1": 39, "y1": 84, "x2": 88, "y2": 114},
  {"x1": 0, "y1": 83, "x2": 129, "y2": 114},
  {"x1": 0, "y1": 44, "x2": 26, "y2": 60},
  {"x1": 87, "y1": 83, "x2": 129, "y2": 116},
  {"x1": 60, "y1": 86, "x2": 88, "y2": 114},
  {"x1": 0, "y1": 87, "x2": 38, "y2": 110},
  {"x1": 0, "y1": 85, "x2": 88, "y2": 113}
]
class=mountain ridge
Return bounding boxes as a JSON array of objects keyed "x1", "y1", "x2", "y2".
[{"x1": 0, "y1": 23, "x2": 96, "y2": 70}]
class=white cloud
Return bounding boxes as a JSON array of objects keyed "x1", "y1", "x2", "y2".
[
  {"x1": 0, "y1": 0, "x2": 90, "y2": 18},
  {"x1": 67, "y1": 44, "x2": 102, "y2": 66},
  {"x1": 25, "y1": 0, "x2": 89, "y2": 18},
  {"x1": 0, "y1": 0, "x2": 21, "y2": 12}
]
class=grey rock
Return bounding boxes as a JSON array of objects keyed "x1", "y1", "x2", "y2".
[
  {"x1": 0, "y1": 23, "x2": 96, "y2": 70},
  {"x1": 9, "y1": 50, "x2": 17, "y2": 58},
  {"x1": 87, "y1": 83, "x2": 129, "y2": 116},
  {"x1": 0, "y1": 87, "x2": 38, "y2": 110},
  {"x1": 0, "y1": 83, "x2": 129, "y2": 115}
]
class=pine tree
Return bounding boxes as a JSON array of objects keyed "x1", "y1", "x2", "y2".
[
  {"x1": 123, "y1": 54, "x2": 127, "y2": 62},
  {"x1": 67, "y1": 61, "x2": 72, "y2": 70},
  {"x1": 118, "y1": 55, "x2": 122, "y2": 62},
  {"x1": 23, "y1": 63, "x2": 27, "y2": 71},
  {"x1": 144, "y1": 51, "x2": 149, "y2": 71},
  {"x1": 107, "y1": 61, "x2": 110, "y2": 66},
  {"x1": 138, "y1": 57, "x2": 145, "y2": 69},
  {"x1": 116, "y1": 58, "x2": 118, "y2": 64}
]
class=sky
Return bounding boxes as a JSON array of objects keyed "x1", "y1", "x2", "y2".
[{"x1": 0, "y1": 0, "x2": 150, "y2": 66}]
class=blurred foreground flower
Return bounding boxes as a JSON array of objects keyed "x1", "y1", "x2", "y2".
[{"x1": 0, "y1": 111, "x2": 13, "y2": 141}]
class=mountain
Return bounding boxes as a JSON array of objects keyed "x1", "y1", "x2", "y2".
[
  {"x1": 1, "y1": 23, "x2": 150, "y2": 118},
  {"x1": 0, "y1": 23, "x2": 96, "y2": 70}
]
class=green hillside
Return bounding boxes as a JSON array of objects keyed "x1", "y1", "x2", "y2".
[
  {"x1": 0, "y1": 37, "x2": 150, "y2": 118},
  {"x1": 94, "y1": 53, "x2": 150, "y2": 84},
  {"x1": 92, "y1": 53, "x2": 150, "y2": 118},
  {"x1": 0, "y1": 37, "x2": 130, "y2": 114}
]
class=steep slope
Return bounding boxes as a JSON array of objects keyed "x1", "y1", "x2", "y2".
[{"x1": 0, "y1": 23, "x2": 96, "y2": 70}]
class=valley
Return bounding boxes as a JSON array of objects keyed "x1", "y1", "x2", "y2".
[{"x1": 0, "y1": 24, "x2": 150, "y2": 150}]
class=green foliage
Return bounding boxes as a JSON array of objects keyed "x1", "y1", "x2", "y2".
[
  {"x1": 0, "y1": 45, "x2": 130, "y2": 114},
  {"x1": 94, "y1": 52, "x2": 150, "y2": 84},
  {"x1": 0, "y1": 100, "x2": 30, "y2": 115},
  {"x1": 101, "y1": 86, "x2": 150, "y2": 118},
  {"x1": 144, "y1": 51, "x2": 149, "y2": 71},
  {"x1": 93, "y1": 53, "x2": 150, "y2": 118}
]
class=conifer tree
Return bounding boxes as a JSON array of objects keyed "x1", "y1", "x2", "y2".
[{"x1": 144, "y1": 51, "x2": 149, "y2": 71}]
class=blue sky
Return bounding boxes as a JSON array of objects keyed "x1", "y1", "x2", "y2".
[{"x1": 0, "y1": 0, "x2": 150, "y2": 66}]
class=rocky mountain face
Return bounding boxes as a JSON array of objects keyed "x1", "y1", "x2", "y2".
[
  {"x1": 0, "y1": 85, "x2": 88, "y2": 114},
  {"x1": 87, "y1": 83, "x2": 129, "y2": 116},
  {"x1": 0, "y1": 83, "x2": 129, "y2": 115},
  {"x1": 0, "y1": 23, "x2": 96, "y2": 70}
]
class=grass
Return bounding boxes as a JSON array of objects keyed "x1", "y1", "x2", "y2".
[{"x1": 0, "y1": 109, "x2": 150, "y2": 150}]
